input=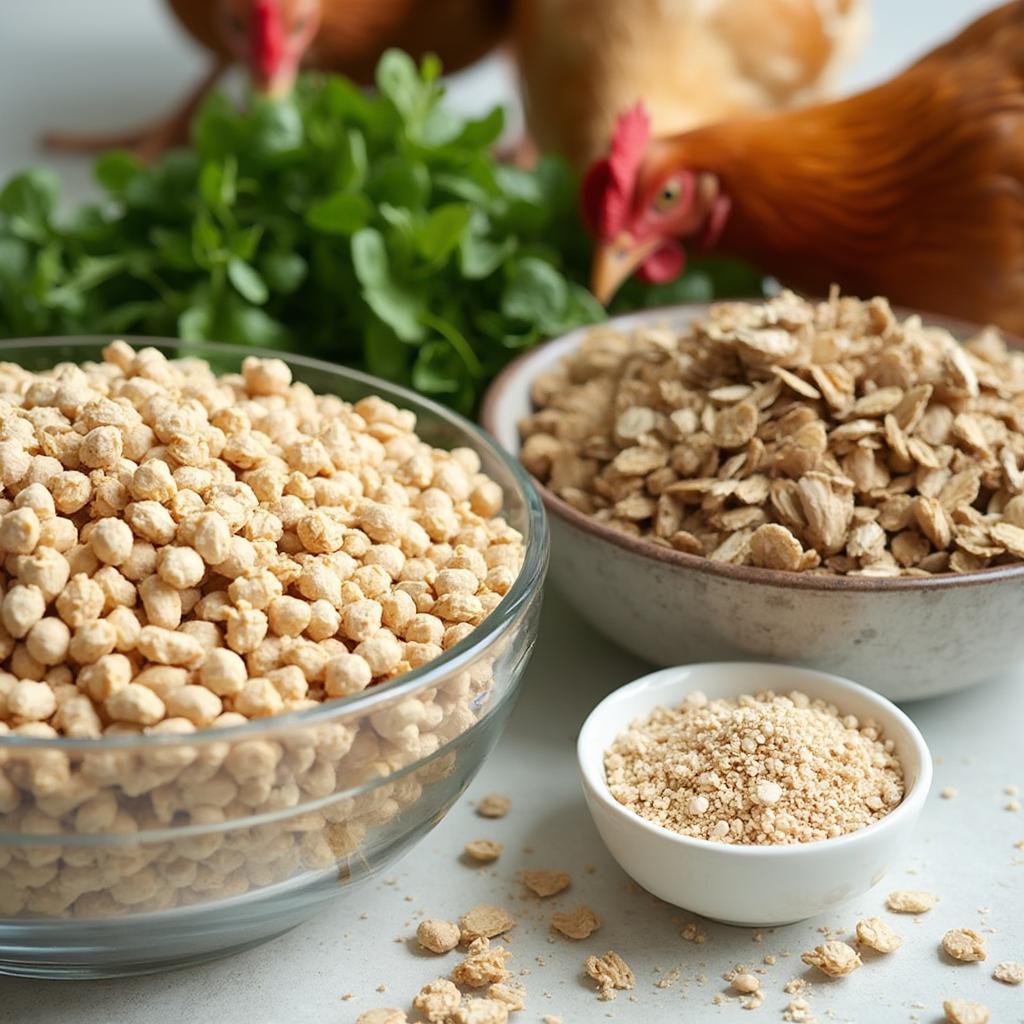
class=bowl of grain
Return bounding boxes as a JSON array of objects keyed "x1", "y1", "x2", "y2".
[
  {"x1": 481, "y1": 291, "x2": 1024, "y2": 700},
  {"x1": 577, "y1": 661, "x2": 932, "y2": 927},
  {"x1": 0, "y1": 338, "x2": 547, "y2": 978}
]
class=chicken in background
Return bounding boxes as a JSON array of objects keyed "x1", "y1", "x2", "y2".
[
  {"x1": 584, "y1": 1, "x2": 1024, "y2": 336},
  {"x1": 44, "y1": 0, "x2": 512, "y2": 160},
  {"x1": 514, "y1": 0, "x2": 868, "y2": 169}
]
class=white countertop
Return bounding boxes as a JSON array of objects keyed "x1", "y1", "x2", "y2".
[{"x1": 2, "y1": 2, "x2": 1021, "y2": 1022}]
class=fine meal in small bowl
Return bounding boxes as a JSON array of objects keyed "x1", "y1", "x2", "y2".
[
  {"x1": 0, "y1": 339, "x2": 547, "y2": 977},
  {"x1": 481, "y1": 291, "x2": 1024, "y2": 699},
  {"x1": 577, "y1": 662, "x2": 932, "y2": 927}
]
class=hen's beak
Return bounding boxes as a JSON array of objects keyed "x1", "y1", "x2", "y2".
[{"x1": 590, "y1": 233, "x2": 662, "y2": 306}]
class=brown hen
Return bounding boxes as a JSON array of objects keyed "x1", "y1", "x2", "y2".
[
  {"x1": 515, "y1": 0, "x2": 868, "y2": 168},
  {"x1": 45, "y1": 0, "x2": 512, "y2": 159},
  {"x1": 586, "y1": 1, "x2": 1024, "y2": 336}
]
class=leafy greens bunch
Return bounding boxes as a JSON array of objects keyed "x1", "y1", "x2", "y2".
[{"x1": 0, "y1": 50, "x2": 762, "y2": 413}]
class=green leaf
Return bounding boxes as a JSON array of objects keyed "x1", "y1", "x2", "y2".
[
  {"x1": 94, "y1": 150, "x2": 145, "y2": 195},
  {"x1": 249, "y1": 96, "x2": 304, "y2": 158},
  {"x1": 351, "y1": 228, "x2": 424, "y2": 341},
  {"x1": 351, "y1": 228, "x2": 389, "y2": 289},
  {"x1": 367, "y1": 157, "x2": 430, "y2": 208},
  {"x1": 227, "y1": 257, "x2": 268, "y2": 305},
  {"x1": 456, "y1": 107, "x2": 504, "y2": 148},
  {"x1": 199, "y1": 157, "x2": 237, "y2": 209},
  {"x1": 418, "y1": 203, "x2": 471, "y2": 264},
  {"x1": 501, "y1": 257, "x2": 569, "y2": 332},
  {"x1": 0, "y1": 170, "x2": 60, "y2": 242},
  {"x1": 305, "y1": 192, "x2": 372, "y2": 235},
  {"x1": 0, "y1": 238, "x2": 30, "y2": 282},
  {"x1": 262, "y1": 251, "x2": 307, "y2": 294},
  {"x1": 221, "y1": 300, "x2": 289, "y2": 347},
  {"x1": 375, "y1": 49, "x2": 423, "y2": 121},
  {"x1": 459, "y1": 214, "x2": 516, "y2": 279}
]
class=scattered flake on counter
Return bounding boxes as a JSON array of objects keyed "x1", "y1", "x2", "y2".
[
  {"x1": 783, "y1": 997, "x2": 816, "y2": 1022},
  {"x1": 476, "y1": 794, "x2": 511, "y2": 819},
  {"x1": 801, "y1": 941, "x2": 862, "y2": 977},
  {"x1": 451, "y1": 997, "x2": 510, "y2": 1024},
  {"x1": 522, "y1": 869, "x2": 570, "y2": 898},
  {"x1": 941, "y1": 787, "x2": 958, "y2": 799},
  {"x1": 520, "y1": 290, "x2": 1024, "y2": 577},
  {"x1": 887, "y1": 890, "x2": 939, "y2": 913},
  {"x1": 605, "y1": 689, "x2": 904, "y2": 844},
  {"x1": 680, "y1": 920, "x2": 708, "y2": 943},
  {"x1": 452, "y1": 938, "x2": 512, "y2": 987},
  {"x1": 459, "y1": 905, "x2": 517, "y2": 942},
  {"x1": 413, "y1": 978, "x2": 462, "y2": 1023},
  {"x1": 487, "y1": 983, "x2": 526, "y2": 1011},
  {"x1": 584, "y1": 950, "x2": 635, "y2": 1001},
  {"x1": 550, "y1": 905, "x2": 602, "y2": 940},
  {"x1": 356, "y1": 1009, "x2": 407, "y2": 1024},
  {"x1": 942, "y1": 928, "x2": 987, "y2": 962},
  {"x1": 992, "y1": 960, "x2": 1024, "y2": 984},
  {"x1": 855, "y1": 917, "x2": 903, "y2": 953},
  {"x1": 464, "y1": 840, "x2": 503, "y2": 864},
  {"x1": 943, "y1": 998, "x2": 990, "y2": 1024},
  {"x1": 416, "y1": 919, "x2": 462, "y2": 955}
]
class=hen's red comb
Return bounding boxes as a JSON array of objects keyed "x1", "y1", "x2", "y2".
[
  {"x1": 251, "y1": 0, "x2": 286, "y2": 83},
  {"x1": 581, "y1": 103, "x2": 651, "y2": 241}
]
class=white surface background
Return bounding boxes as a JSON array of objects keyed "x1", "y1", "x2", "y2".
[{"x1": 1, "y1": 2, "x2": 1022, "y2": 1023}]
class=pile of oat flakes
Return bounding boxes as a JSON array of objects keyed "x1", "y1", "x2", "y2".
[{"x1": 520, "y1": 290, "x2": 1024, "y2": 576}]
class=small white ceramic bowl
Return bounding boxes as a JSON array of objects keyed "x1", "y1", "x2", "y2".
[
  {"x1": 578, "y1": 662, "x2": 932, "y2": 927},
  {"x1": 481, "y1": 304, "x2": 1024, "y2": 700}
]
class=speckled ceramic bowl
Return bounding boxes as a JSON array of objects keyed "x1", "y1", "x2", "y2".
[{"x1": 480, "y1": 304, "x2": 1024, "y2": 701}]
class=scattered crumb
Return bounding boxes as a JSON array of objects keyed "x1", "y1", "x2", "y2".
[
  {"x1": 680, "y1": 921, "x2": 708, "y2": 943},
  {"x1": 940, "y1": 787, "x2": 958, "y2": 799},
  {"x1": 453, "y1": 938, "x2": 512, "y2": 987},
  {"x1": 417, "y1": 919, "x2": 461, "y2": 954},
  {"x1": 488, "y1": 983, "x2": 526, "y2": 1011},
  {"x1": 477, "y1": 794, "x2": 511, "y2": 819},
  {"x1": 542, "y1": 1016, "x2": 562, "y2": 1024},
  {"x1": 522, "y1": 869, "x2": 571, "y2": 898},
  {"x1": 585, "y1": 864, "x2": 596, "y2": 874},
  {"x1": 784, "y1": 998, "x2": 816, "y2": 1023},
  {"x1": 886, "y1": 890, "x2": 938, "y2": 913},
  {"x1": 752, "y1": 931, "x2": 764, "y2": 943},
  {"x1": 801, "y1": 941, "x2": 862, "y2": 978},
  {"x1": 764, "y1": 954, "x2": 777, "y2": 965},
  {"x1": 943, "y1": 998, "x2": 990, "y2": 1024},
  {"x1": 585, "y1": 951, "x2": 635, "y2": 1001},
  {"x1": 1007, "y1": 799, "x2": 1021, "y2": 812},
  {"x1": 655, "y1": 967, "x2": 680, "y2": 989},
  {"x1": 742, "y1": 991, "x2": 765, "y2": 1010},
  {"x1": 942, "y1": 928, "x2": 987, "y2": 963},
  {"x1": 551, "y1": 905, "x2": 602, "y2": 940},
  {"x1": 413, "y1": 979, "x2": 462, "y2": 1024},
  {"x1": 993, "y1": 960, "x2": 1024, "y2": 984},
  {"x1": 855, "y1": 917, "x2": 903, "y2": 953},
  {"x1": 452, "y1": 998, "x2": 509, "y2": 1024},
  {"x1": 731, "y1": 972, "x2": 760, "y2": 995},
  {"x1": 460, "y1": 905, "x2": 517, "y2": 942},
  {"x1": 341, "y1": 993, "x2": 354, "y2": 1001},
  {"x1": 1007, "y1": 784, "x2": 1020, "y2": 796},
  {"x1": 376, "y1": 984, "x2": 387, "y2": 993},
  {"x1": 356, "y1": 1010, "x2": 407, "y2": 1024},
  {"x1": 464, "y1": 839, "x2": 504, "y2": 864}
]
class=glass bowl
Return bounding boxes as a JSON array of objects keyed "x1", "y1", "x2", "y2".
[{"x1": 0, "y1": 338, "x2": 548, "y2": 979}]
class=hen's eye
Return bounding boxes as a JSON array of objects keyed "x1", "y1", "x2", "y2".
[{"x1": 654, "y1": 178, "x2": 682, "y2": 212}]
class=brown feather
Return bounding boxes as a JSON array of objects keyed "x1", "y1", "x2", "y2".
[{"x1": 640, "y1": 1, "x2": 1024, "y2": 332}]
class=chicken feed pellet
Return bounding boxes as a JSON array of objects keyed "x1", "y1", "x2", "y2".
[{"x1": 0, "y1": 343, "x2": 524, "y2": 918}]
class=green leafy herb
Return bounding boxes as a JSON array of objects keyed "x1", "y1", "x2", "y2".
[{"x1": 0, "y1": 50, "x2": 764, "y2": 412}]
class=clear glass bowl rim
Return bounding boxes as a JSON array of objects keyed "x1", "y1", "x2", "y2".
[{"x1": 0, "y1": 335, "x2": 549, "y2": 753}]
